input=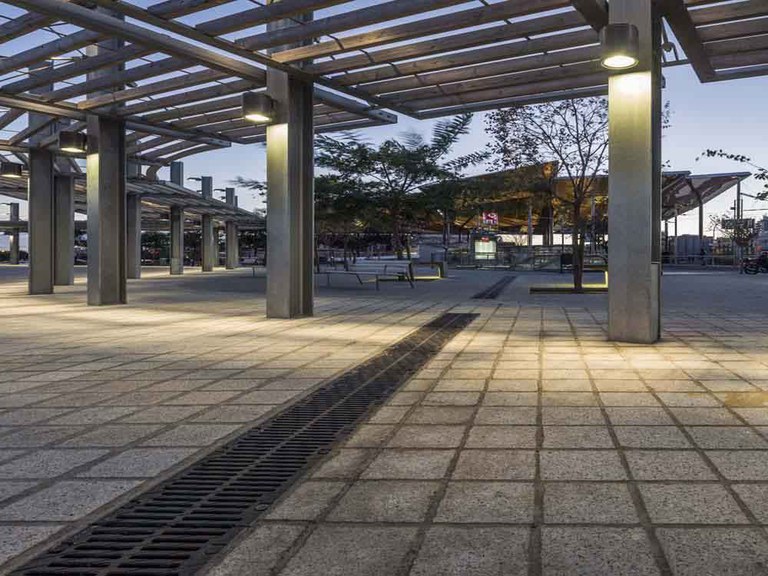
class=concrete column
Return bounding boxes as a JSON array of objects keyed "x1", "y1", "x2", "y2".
[
  {"x1": 607, "y1": 0, "x2": 663, "y2": 343},
  {"x1": 9, "y1": 203, "x2": 20, "y2": 265},
  {"x1": 201, "y1": 176, "x2": 215, "y2": 272},
  {"x1": 86, "y1": 9, "x2": 127, "y2": 305},
  {"x1": 28, "y1": 63, "x2": 55, "y2": 295},
  {"x1": 527, "y1": 201, "x2": 533, "y2": 248},
  {"x1": 225, "y1": 187, "x2": 238, "y2": 269},
  {"x1": 53, "y1": 174, "x2": 74, "y2": 285},
  {"x1": 170, "y1": 206, "x2": 184, "y2": 275},
  {"x1": 28, "y1": 150, "x2": 55, "y2": 294},
  {"x1": 170, "y1": 161, "x2": 184, "y2": 186},
  {"x1": 127, "y1": 193, "x2": 142, "y2": 279},
  {"x1": 266, "y1": 15, "x2": 315, "y2": 318},
  {"x1": 86, "y1": 116, "x2": 127, "y2": 305}
]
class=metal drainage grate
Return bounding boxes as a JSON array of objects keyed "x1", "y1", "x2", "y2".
[
  {"x1": 13, "y1": 312, "x2": 477, "y2": 576},
  {"x1": 472, "y1": 275, "x2": 516, "y2": 299}
]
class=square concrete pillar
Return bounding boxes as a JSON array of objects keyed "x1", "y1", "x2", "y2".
[
  {"x1": 9, "y1": 203, "x2": 20, "y2": 265},
  {"x1": 170, "y1": 161, "x2": 184, "y2": 186},
  {"x1": 607, "y1": 0, "x2": 663, "y2": 343},
  {"x1": 86, "y1": 116, "x2": 127, "y2": 305},
  {"x1": 201, "y1": 176, "x2": 215, "y2": 272},
  {"x1": 53, "y1": 174, "x2": 74, "y2": 286},
  {"x1": 266, "y1": 15, "x2": 315, "y2": 318},
  {"x1": 224, "y1": 187, "x2": 238, "y2": 269},
  {"x1": 85, "y1": 9, "x2": 127, "y2": 305},
  {"x1": 28, "y1": 149, "x2": 55, "y2": 294},
  {"x1": 170, "y1": 206, "x2": 184, "y2": 275},
  {"x1": 225, "y1": 222, "x2": 239, "y2": 269},
  {"x1": 127, "y1": 193, "x2": 142, "y2": 279}
]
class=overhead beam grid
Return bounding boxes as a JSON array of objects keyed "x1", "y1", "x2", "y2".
[{"x1": 0, "y1": 0, "x2": 763, "y2": 163}]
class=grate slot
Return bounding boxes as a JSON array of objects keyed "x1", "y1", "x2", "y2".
[
  {"x1": 12, "y1": 313, "x2": 476, "y2": 576},
  {"x1": 471, "y1": 275, "x2": 516, "y2": 299}
]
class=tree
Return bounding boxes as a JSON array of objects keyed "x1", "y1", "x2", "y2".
[
  {"x1": 316, "y1": 113, "x2": 485, "y2": 259},
  {"x1": 711, "y1": 212, "x2": 759, "y2": 254},
  {"x1": 486, "y1": 98, "x2": 609, "y2": 292},
  {"x1": 698, "y1": 150, "x2": 768, "y2": 200}
]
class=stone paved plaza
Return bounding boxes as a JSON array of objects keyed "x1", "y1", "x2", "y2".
[{"x1": 1, "y1": 265, "x2": 768, "y2": 575}]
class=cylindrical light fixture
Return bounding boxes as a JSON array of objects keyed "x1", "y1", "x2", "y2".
[
  {"x1": 0, "y1": 161, "x2": 23, "y2": 179},
  {"x1": 58, "y1": 131, "x2": 87, "y2": 153},
  {"x1": 242, "y1": 92, "x2": 276, "y2": 124},
  {"x1": 600, "y1": 23, "x2": 640, "y2": 70}
]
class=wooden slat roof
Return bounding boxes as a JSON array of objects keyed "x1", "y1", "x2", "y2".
[{"x1": 0, "y1": 0, "x2": 765, "y2": 165}]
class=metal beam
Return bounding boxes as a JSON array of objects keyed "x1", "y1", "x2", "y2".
[
  {"x1": 0, "y1": 93, "x2": 234, "y2": 147},
  {"x1": 570, "y1": 0, "x2": 608, "y2": 31},
  {"x1": 658, "y1": 0, "x2": 716, "y2": 81}
]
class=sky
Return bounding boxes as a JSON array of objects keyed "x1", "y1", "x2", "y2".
[{"x1": 1, "y1": 0, "x2": 767, "y2": 246}]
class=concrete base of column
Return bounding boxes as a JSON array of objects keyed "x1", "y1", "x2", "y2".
[{"x1": 54, "y1": 175, "x2": 74, "y2": 286}]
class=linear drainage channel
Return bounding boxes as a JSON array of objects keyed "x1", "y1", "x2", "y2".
[
  {"x1": 13, "y1": 312, "x2": 477, "y2": 576},
  {"x1": 472, "y1": 275, "x2": 516, "y2": 299}
]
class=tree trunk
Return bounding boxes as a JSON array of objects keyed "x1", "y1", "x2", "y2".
[{"x1": 572, "y1": 202, "x2": 584, "y2": 293}]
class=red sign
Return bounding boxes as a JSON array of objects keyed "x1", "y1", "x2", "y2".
[{"x1": 482, "y1": 212, "x2": 499, "y2": 226}]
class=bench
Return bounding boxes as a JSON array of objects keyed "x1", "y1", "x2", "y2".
[{"x1": 319, "y1": 269, "x2": 414, "y2": 290}]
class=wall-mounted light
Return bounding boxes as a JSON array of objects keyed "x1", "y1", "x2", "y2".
[
  {"x1": 0, "y1": 161, "x2": 23, "y2": 179},
  {"x1": 600, "y1": 23, "x2": 640, "y2": 70},
  {"x1": 58, "y1": 131, "x2": 88, "y2": 154},
  {"x1": 242, "y1": 92, "x2": 276, "y2": 124}
]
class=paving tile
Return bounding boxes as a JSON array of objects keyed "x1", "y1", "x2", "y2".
[
  {"x1": 686, "y1": 426, "x2": 768, "y2": 449},
  {"x1": 613, "y1": 426, "x2": 692, "y2": 449},
  {"x1": 312, "y1": 449, "x2": 372, "y2": 479},
  {"x1": 707, "y1": 450, "x2": 768, "y2": 480},
  {"x1": 541, "y1": 392, "x2": 597, "y2": 407},
  {"x1": 265, "y1": 481, "x2": 346, "y2": 521},
  {"x1": 487, "y1": 379, "x2": 538, "y2": 392},
  {"x1": 465, "y1": 426, "x2": 536, "y2": 448},
  {"x1": 453, "y1": 450, "x2": 535, "y2": 480},
  {"x1": 656, "y1": 393, "x2": 720, "y2": 407},
  {"x1": 361, "y1": 450, "x2": 454, "y2": 480},
  {"x1": 542, "y1": 527, "x2": 661, "y2": 576},
  {"x1": 670, "y1": 407, "x2": 742, "y2": 426},
  {"x1": 0, "y1": 525, "x2": 66, "y2": 566},
  {"x1": 542, "y1": 426, "x2": 613, "y2": 448},
  {"x1": 192, "y1": 404, "x2": 275, "y2": 423},
  {"x1": 625, "y1": 450, "x2": 717, "y2": 480},
  {"x1": 367, "y1": 406, "x2": 410, "y2": 424},
  {"x1": 410, "y1": 526, "x2": 529, "y2": 576},
  {"x1": 0, "y1": 480, "x2": 141, "y2": 521},
  {"x1": 327, "y1": 481, "x2": 439, "y2": 522},
  {"x1": 0, "y1": 482, "x2": 37, "y2": 503},
  {"x1": 640, "y1": 484, "x2": 747, "y2": 524},
  {"x1": 164, "y1": 391, "x2": 241, "y2": 405},
  {"x1": 435, "y1": 481, "x2": 534, "y2": 523},
  {"x1": 544, "y1": 482, "x2": 638, "y2": 524},
  {"x1": 433, "y1": 379, "x2": 485, "y2": 392},
  {"x1": 407, "y1": 406, "x2": 475, "y2": 425},
  {"x1": 475, "y1": 407, "x2": 537, "y2": 425},
  {"x1": 540, "y1": 450, "x2": 626, "y2": 481},
  {"x1": 79, "y1": 448, "x2": 197, "y2": 478},
  {"x1": 281, "y1": 526, "x2": 417, "y2": 576},
  {"x1": 120, "y1": 405, "x2": 207, "y2": 423},
  {"x1": 542, "y1": 407, "x2": 604, "y2": 425},
  {"x1": 236, "y1": 390, "x2": 301, "y2": 404},
  {"x1": 657, "y1": 528, "x2": 768, "y2": 576},
  {"x1": 388, "y1": 426, "x2": 466, "y2": 449},
  {"x1": 63, "y1": 425, "x2": 164, "y2": 447},
  {"x1": 483, "y1": 392, "x2": 537, "y2": 406},
  {"x1": 0, "y1": 409, "x2": 71, "y2": 426},
  {"x1": 605, "y1": 407, "x2": 673, "y2": 425},
  {"x1": 207, "y1": 523, "x2": 304, "y2": 576},
  {"x1": 0, "y1": 426, "x2": 87, "y2": 448},
  {"x1": 423, "y1": 392, "x2": 480, "y2": 406},
  {"x1": 141, "y1": 424, "x2": 240, "y2": 447},
  {"x1": 0, "y1": 449, "x2": 107, "y2": 479},
  {"x1": 345, "y1": 425, "x2": 395, "y2": 448}
]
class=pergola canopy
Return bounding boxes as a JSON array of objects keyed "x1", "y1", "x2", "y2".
[
  {"x1": 0, "y1": 0, "x2": 765, "y2": 166},
  {"x1": 0, "y1": 174, "x2": 264, "y2": 229}
]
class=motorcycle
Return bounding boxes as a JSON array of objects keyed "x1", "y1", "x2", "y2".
[{"x1": 742, "y1": 253, "x2": 768, "y2": 275}]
